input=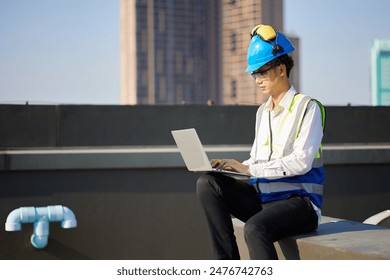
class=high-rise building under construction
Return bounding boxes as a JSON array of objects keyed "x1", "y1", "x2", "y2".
[{"x1": 120, "y1": 0, "x2": 299, "y2": 105}]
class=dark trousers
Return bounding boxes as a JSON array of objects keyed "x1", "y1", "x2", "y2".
[{"x1": 196, "y1": 172, "x2": 318, "y2": 260}]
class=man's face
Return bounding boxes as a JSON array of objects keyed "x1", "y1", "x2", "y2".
[{"x1": 251, "y1": 61, "x2": 281, "y2": 96}]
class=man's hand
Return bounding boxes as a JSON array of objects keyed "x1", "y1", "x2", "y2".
[{"x1": 210, "y1": 159, "x2": 250, "y2": 175}]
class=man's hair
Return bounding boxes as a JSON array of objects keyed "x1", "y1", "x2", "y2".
[{"x1": 274, "y1": 55, "x2": 294, "y2": 78}]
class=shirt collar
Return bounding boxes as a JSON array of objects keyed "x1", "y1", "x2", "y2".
[{"x1": 264, "y1": 85, "x2": 297, "y2": 113}]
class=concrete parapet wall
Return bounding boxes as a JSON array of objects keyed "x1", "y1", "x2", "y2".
[
  {"x1": 1, "y1": 144, "x2": 389, "y2": 223},
  {"x1": 0, "y1": 145, "x2": 389, "y2": 259},
  {"x1": 1, "y1": 105, "x2": 389, "y2": 259},
  {"x1": 1, "y1": 105, "x2": 390, "y2": 148}
]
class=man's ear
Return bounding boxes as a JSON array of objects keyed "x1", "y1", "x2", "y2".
[{"x1": 279, "y1": 64, "x2": 287, "y2": 77}]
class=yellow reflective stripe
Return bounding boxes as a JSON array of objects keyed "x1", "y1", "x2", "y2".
[
  {"x1": 315, "y1": 144, "x2": 322, "y2": 159},
  {"x1": 312, "y1": 99, "x2": 325, "y2": 159},
  {"x1": 288, "y1": 93, "x2": 304, "y2": 112},
  {"x1": 263, "y1": 136, "x2": 269, "y2": 146},
  {"x1": 288, "y1": 95, "x2": 325, "y2": 161},
  {"x1": 312, "y1": 99, "x2": 326, "y2": 130}
]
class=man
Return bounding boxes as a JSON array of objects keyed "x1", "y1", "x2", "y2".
[{"x1": 196, "y1": 24, "x2": 325, "y2": 260}]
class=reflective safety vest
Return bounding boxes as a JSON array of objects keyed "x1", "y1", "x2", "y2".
[{"x1": 250, "y1": 93, "x2": 326, "y2": 209}]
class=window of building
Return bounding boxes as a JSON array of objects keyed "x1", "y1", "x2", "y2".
[
  {"x1": 186, "y1": 58, "x2": 194, "y2": 75},
  {"x1": 230, "y1": 32, "x2": 236, "y2": 52},
  {"x1": 231, "y1": 79, "x2": 237, "y2": 98},
  {"x1": 158, "y1": 10, "x2": 166, "y2": 33},
  {"x1": 175, "y1": 52, "x2": 183, "y2": 74},
  {"x1": 159, "y1": 77, "x2": 166, "y2": 102},
  {"x1": 157, "y1": 50, "x2": 164, "y2": 74}
]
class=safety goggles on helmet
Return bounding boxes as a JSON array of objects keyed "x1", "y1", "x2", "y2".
[{"x1": 250, "y1": 24, "x2": 284, "y2": 56}]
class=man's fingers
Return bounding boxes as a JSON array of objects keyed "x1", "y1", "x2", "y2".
[
  {"x1": 211, "y1": 159, "x2": 240, "y2": 171},
  {"x1": 210, "y1": 159, "x2": 221, "y2": 168},
  {"x1": 220, "y1": 159, "x2": 235, "y2": 171}
]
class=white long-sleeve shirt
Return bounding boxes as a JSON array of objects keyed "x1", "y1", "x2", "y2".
[{"x1": 243, "y1": 86, "x2": 323, "y2": 179}]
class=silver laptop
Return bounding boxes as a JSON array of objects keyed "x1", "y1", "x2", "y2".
[{"x1": 171, "y1": 128, "x2": 251, "y2": 177}]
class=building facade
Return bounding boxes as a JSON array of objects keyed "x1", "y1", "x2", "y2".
[
  {"x1": 371, "y1": 40, "x2": 390, "y2": 106},
  {"x1": 120, "y1": 0, "x2": 298, "y2": 105},
  {"x1": 222, "y1": 0, "x2": 283, "y2": 105}
]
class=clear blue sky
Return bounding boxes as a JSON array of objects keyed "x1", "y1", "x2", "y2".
[
  {"x1": 1, "y1": 0, "x2": 390, "y2": 105},
  {"x1": 0, "y1": 0, "x2": 120, "y2": 105},
  {"x1": 285, "y1": 0, "x2": 390, "y2": 105}
]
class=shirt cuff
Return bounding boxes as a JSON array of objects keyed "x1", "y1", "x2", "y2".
[{"x1": 249, "y1": 164, "x2": 289, "y2": 179}]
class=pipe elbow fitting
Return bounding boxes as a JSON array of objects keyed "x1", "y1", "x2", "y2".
[
  {"x1": 31, "y1": 217, "x2": 49, "y2": 249},
  {"x1": 30, "y1": 235, "x2": 49, "y2": 249},
  {"x1": 5, "y1": 207, "x2": 36, "y2": 231},
  {"x1": 61, "y1": 206, "x2": 77, "y2": 229},
  {"x1": 5, "y1": 209, "x2": 22, "y2": 231}
]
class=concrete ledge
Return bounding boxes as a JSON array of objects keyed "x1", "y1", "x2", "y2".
[
  {"x1": 1, "y1": 143, "x2": 390, "y2": 171},
  {"x1": 233, "y1": 216, "x2": 390, "y2": 260},
  {"x1": 0, "y1": 145, "x2": 250, "y2": 171}
]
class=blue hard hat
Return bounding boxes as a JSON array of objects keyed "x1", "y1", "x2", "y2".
[{"x1": 246, "y1": 28, "x2": 295, "y2": 73}]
